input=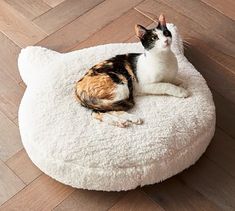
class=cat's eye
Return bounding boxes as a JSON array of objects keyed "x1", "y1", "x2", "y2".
[{"x1": 151, "y1": 35, "x2": 158, "y2": 40}]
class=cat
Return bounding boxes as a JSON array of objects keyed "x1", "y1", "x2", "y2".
[{"x1": 75, "y1": 14, "x2": 189, "y2": 128}]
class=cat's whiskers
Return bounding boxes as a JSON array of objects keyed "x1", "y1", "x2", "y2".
[
  {"x1": 183, "y1": 39, "x2": 192, "y2": 49},
  {"x1": 183, "y1": 38, "x2": 193, "y2": 45}
]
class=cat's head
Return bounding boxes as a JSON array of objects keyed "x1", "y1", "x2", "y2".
[{"x1": 135, "y1": 14, "x2": 172, "y2": 53}]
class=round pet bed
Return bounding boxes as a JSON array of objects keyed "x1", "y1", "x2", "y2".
[{"x1": 18, "y1": 24, "x2": 215, "y2": 191}]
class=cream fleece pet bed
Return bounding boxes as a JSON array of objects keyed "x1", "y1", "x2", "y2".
[{"x1": 18, "y1": 24, "x2": 215, "y2": 191}]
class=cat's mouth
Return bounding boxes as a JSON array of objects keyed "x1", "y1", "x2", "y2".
[{"x1": 163, "y1": 43, "x2": 170, "y2": 48}]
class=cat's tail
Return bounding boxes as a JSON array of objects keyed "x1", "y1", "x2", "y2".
[{"x1": 75, "y1": 89, "x2": 134, "y2": 112}]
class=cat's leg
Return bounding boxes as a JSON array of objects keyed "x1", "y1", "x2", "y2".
[
  {"x1": 92, "y1": 111, "x2": 143, "y2": 128},
  {"x1": 136, "y1": 82, "x2": 189, "y2": 98}
]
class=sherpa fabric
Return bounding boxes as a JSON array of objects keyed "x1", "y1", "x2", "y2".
[{"x1": 18, "y1": 24, "x2": 216, "y2": 191}]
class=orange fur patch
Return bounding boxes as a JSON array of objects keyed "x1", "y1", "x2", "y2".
[{"x1": 76, "y1": 74, "x2": 116, "y2": 100}]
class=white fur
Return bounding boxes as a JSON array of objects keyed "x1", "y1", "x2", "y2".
[
  {"x1": 18, "y1": 24, "x2": 216, "y2": 191},
  {"x1": 136, "y1": 50, "x2": 177, "y2": 84},
  {"x1": 113, "y1": 84, "x2": 129, "y2": 101}
]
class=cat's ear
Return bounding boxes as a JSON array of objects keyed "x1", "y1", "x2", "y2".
[
  {"x1": 135, "y1": 24, "x2": 147, "y2": 39},
  {"x1": 159, "y1": 14, "x2": 166, "y2": 26}
]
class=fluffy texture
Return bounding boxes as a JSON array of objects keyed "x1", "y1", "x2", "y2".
[{"x1": 18, "y1": 24, "x2": 216, "y2": 191}]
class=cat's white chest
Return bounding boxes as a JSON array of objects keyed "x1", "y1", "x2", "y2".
[{"x1": 136, "y1": 51, "x2": 178, "y2": 84}]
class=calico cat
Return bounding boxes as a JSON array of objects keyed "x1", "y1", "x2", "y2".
[{"x1": 75, "y1": 14, "x2": 189, "y2": 127}]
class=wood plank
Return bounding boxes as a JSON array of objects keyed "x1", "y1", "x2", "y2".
[
  {"x1": 136, "y1": 0, "x2": 235, "y2": 57},
  {"x1": 0, "y1": 70, "x2": 25, "y2": 120},
  {"x1": 34, "y1": 0, "x2": 104, "y2": 34},
  {"x1": 54, "y1": 189, "x2": 123, "y2": 211},
  {"x1": 0, "y1": 0, "x2": 47, "y2": 48},
  {"x1": 180, "y1": 157, "x2": 235, "y2": 210},
  {"x1": 184, "y1": 38, "x2": 235, "y2": 74},
  {"x1": 0, "y1": 160, "x2": 25, "y2": 206},
  {"x1": 125, "y1": 35, "x2": 139, "y2": 43},
  {"x1": 184, "y1": 38, "x2": 235, "y2": 104},
  {"x1": 110, "y1": 190, "x2": 164, "y2": 211},
  {"x1": 182, "y1": 39, "x2": 235, "y2": 139},
  {"x1": 4, "y1": 0, "x2": 51, "y2": 20},
  {"x1": 12, "y1": 117, "x2": 18, "y2": 126},
  {"x1": 37, "y1": 0, "x2": 144, "y2": 52},
  {"x1": 6, "y1": 149, "x2": 42, "y2": 185},
  {"x1": 0, "y1": 32, "x2": 22, "y2": 83},
  {"x1": 201, "y1": 0, "x2": 235, "y2": 21},
  {"x1": 158, "y1": 0, "x2": 235, "y2": 44},
  {"x1": 0, "y1": 111, "x2": 23, "y2": 161},
  {"x1": 212, "y1": 90, "x2": 235, "y2": 139},
  {"x1": 43, "y1": 0, "x2": 66, "y2": 8},
  {"x1": 143, "y1": 177, "x2": 220, "y2": 211},
  {"x1": 136, "y1": 0, "x2": 204, "y2": 38},
  {"x1": 0, "y1": 174, "x2": 74, "y2": 210},
  {"x1": 206, "y1": 128, "x2": 235, "y2": 177},
  {"x1": 71, "y1": 9, "x2": 152, "y2": 51}
]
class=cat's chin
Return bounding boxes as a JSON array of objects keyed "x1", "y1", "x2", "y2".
[
  {"x1": 157, "y1": 46, "x2": 171, "y2": 53},
  {"x1": 147, "y1": 45, "x2": 171, "y2": 55},
  {"x1": 161, "y1": 45, "x2": 171, "y2": 51},
  {"x1": 162, "y1": 43, "x2": 171, "y2": 49}
]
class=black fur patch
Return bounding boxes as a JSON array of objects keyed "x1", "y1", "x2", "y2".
[{"x1": 157, "y1": 23, "x2": 172, "y2": 37}]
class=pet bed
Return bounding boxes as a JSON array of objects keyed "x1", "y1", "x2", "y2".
[{"x1": 18, "y1": 24, "x2": 215, "y2": 191}]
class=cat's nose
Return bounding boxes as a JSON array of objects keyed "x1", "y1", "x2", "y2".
[{"x1": 164, "y1": 39, "x2": 168, "y2": 44}]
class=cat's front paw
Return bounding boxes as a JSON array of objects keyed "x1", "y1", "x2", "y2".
[{"x1": 175, "y1": 87, "x2": 190, "y2": 98}]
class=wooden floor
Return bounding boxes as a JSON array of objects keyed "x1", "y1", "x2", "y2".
[{"x1": 0, "y1": 0, "x2": 234, "y2": 210}]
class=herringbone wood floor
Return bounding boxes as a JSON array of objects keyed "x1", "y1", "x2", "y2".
[{"x1": 0, "y1": 0, "x2": 235, "y2": 210}]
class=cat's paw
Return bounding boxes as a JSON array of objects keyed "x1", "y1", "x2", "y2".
[
  {"x1": 108, "y1": 116, "x2": 131, "y2": 128},
  {"x1": 115, "y1": 113, "x2": 143, "y2": 125},
  {"x1": 175, "y1": 87, "x2": 190, "y2": 98},
  {"x1": 93, "y1": 112, "x2": 131, "y2": 128},
  {"x1": 112, "y1": 119, "x2": 131, "y2": 128},
  {"x1": 126, "y1": 115, "x2": 143, "y2": 125}
]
